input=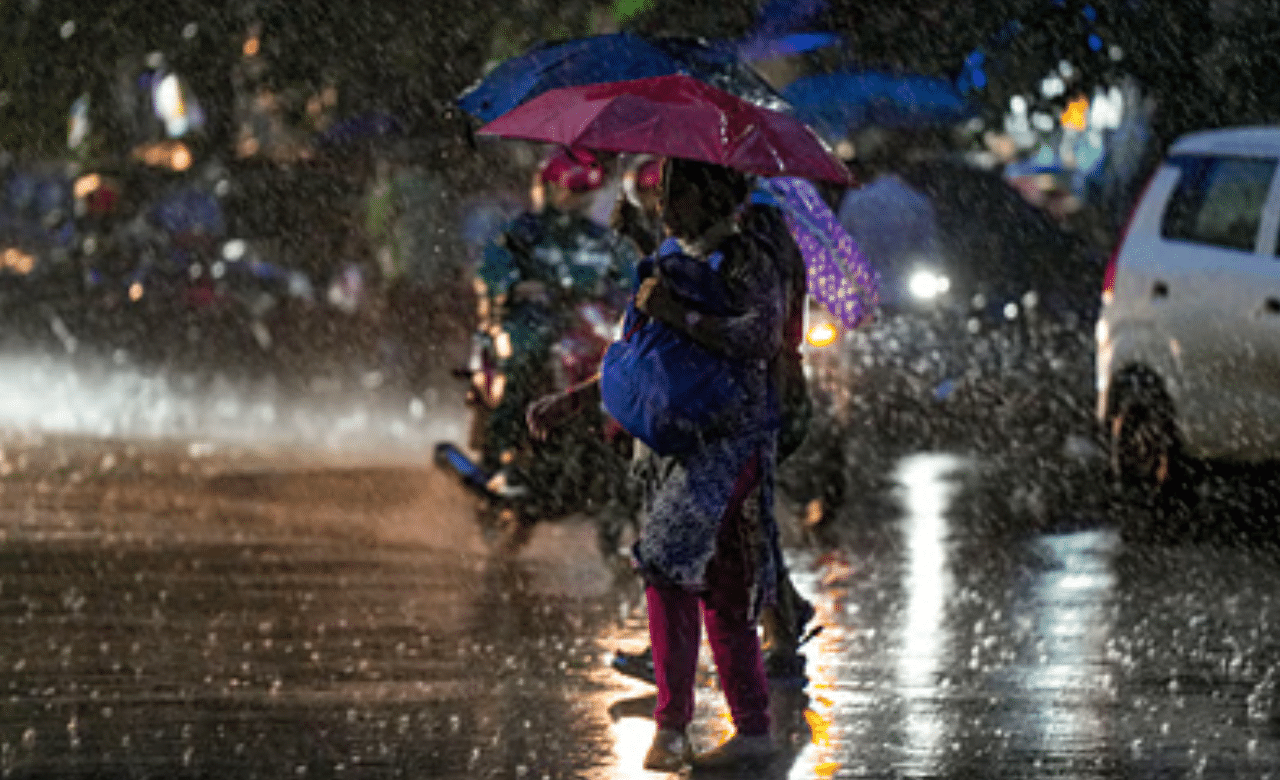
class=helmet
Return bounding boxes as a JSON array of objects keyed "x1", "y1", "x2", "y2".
[
  {"x1": 634, "y1": 157, "x2": 663, "y2": 192},
  {"x1": 539, "y1": 147, "x2": 605, "y2": 193}
]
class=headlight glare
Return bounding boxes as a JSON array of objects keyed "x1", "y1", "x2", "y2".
[
  {"x1": 806, "y1": 321, "x2": 839, "y2": 348},
  {"x1": 908, "y1": 269, "x2": 951, "y2": 300}
]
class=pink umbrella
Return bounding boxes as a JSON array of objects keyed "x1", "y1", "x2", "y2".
[{"x1": 477, "y1": 74, "x2": 851, "y2": 184}]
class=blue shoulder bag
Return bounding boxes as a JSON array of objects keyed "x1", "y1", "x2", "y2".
[{"x1": 600, "y1": 245, "x2": 747, "y2": 456}]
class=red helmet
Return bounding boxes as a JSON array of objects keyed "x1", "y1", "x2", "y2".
[
  {"x1": 634, "y1": 157, "x2": 663, "y2": 192},
  {"x1": 539, "y1": 147, "x2": 605, "y2": 193}
]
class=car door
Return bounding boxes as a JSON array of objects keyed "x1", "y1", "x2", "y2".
[
  {"x1": 1155, "y1": 153, "x2": 1280, "y2": 458},
  {"x1": 1236, "y1": 177, "x2": 1280, "y2": 457}
]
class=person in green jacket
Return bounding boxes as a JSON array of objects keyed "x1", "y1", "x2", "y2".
[{"x1": 473, "y1": 147, "x2": 638, "y2": 487}]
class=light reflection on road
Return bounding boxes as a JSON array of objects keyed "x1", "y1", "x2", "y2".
[
  {"x1": 780, "y1": 452, "x2": 1126, "y2": 779},
  {"x1": 1017, "y1": 531, "x2": 1117, "y2": 760},
  {"x1": 894, "y1": 452, "x2": 963, "y2": 775},
  {"x1": 608, "y1": 715, "x2": 656, "y2": 780},
  {"x1": 782, "y1": 452, "x2": 967, "y2": 779}
]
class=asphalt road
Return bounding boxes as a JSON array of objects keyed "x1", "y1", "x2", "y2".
[
  {"x1": 0, "y1": 420, "x2": 1278, "y2": 780},
  {"x1": 0, "y1": 333, "x2": 1276, "y2": 780}
]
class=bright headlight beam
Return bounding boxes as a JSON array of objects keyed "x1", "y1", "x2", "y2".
[
  {"x1": 806, "y1": 322, "x2": 839, "y2": 348},
  {"x1": 909, "y1": 270, "x2": 951, "y2": 300},
  {"x1": 222, "y1": 239, "x2": 247, "y2": 261}
]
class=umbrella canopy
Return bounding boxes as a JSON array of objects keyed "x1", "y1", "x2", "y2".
[
  {"x1": 735, "y1": 0, "x2": 840, "y2": 60},
  {"x1": 782, "y1": 70, "x2": 976, "y2": 139},
  {"x1": 757, "y1": 177, "x2": 878, "y2": 329},
  {"x1": 457, "y1": 32, "x2": 789, "y2": 123},
  {"x1": 477, "y1": 75, "x2": 851, "y2": 184},
  {"x1": 737, "y1": 31, "x2": 841, "y2": 62}
]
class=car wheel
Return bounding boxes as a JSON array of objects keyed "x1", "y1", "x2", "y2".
[
  {"x1": 1110, "y1": 399, "x2": 1176, "y2": 492},
  {"x1": 1107, "y1": 372, "x2": 1191, "y2": 536}
]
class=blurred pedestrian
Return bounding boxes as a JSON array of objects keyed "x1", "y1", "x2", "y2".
[{"x1": 836, "y1": 154, "x2": 941, "y2": 284}]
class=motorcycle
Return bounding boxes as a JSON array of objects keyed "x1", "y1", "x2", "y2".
[{"x1": 435, "y1": 299, "x2": 637, "y2": 553}]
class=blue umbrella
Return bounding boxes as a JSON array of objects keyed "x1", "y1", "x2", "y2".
[
  {"x1": 737, "y1": 31, "x2": 841, "y2": 62},
  {"x1": 781, "y1": 69, "x2": 976, "y2": 139},
  {"x1": 457, "y1": 31, "x2": 788, "y2": 123},
  {"x1": 734, "y1": 0, "x2": 840, "y2": 61}
]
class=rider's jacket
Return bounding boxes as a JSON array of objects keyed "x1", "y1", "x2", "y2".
[{"x1": 474, "y1": 206, "x2": 638, "y2": 357}]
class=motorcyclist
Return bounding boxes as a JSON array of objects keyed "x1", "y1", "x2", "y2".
[{"x1": 472, "y1": 147, "x2": 639, "y2": 495}]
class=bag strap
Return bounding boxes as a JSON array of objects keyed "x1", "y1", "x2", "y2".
[
  {"x1": 623, "y1": 310, "x2": 648, "y2": 341},
  {"x1": 623, "y1": 262, "x2": 662, "y2": 340}
]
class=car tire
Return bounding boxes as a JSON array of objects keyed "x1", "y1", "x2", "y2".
[{"x1": 1107, "y1": 371, "x2": 1193, "y2": 537}]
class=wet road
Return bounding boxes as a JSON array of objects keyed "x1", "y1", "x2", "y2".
[{"x1": 0, "y1": 378, "x2": 1279, "y2": 777}]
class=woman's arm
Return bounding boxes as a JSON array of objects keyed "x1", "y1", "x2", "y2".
[
  {"x1": 526, "y1": 374, "x2": 602, "y2": 441},
  {"x1": 636, "y1": 237, "x2": 785, "y2": 362}
]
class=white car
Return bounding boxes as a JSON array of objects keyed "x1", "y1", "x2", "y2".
[{"x1": 1097, "y1": 125, "x2": 1280, "y2": 496}]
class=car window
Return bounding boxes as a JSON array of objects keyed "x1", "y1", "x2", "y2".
[{"x1": 1161, "y1": 154, "x2": 1276, "y2": 252}]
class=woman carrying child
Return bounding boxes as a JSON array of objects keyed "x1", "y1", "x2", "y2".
[{"x1": 528, "y1": 156, "x2": 798, "y2": 772}]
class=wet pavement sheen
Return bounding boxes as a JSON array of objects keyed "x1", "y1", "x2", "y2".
[{"x1": 0, "y1": 438, "x2": 1277, "y2": 779}]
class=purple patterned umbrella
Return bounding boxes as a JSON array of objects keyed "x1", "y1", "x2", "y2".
[{"x1": 757, "y1": 176, "x2": 879, "y2": 329}]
